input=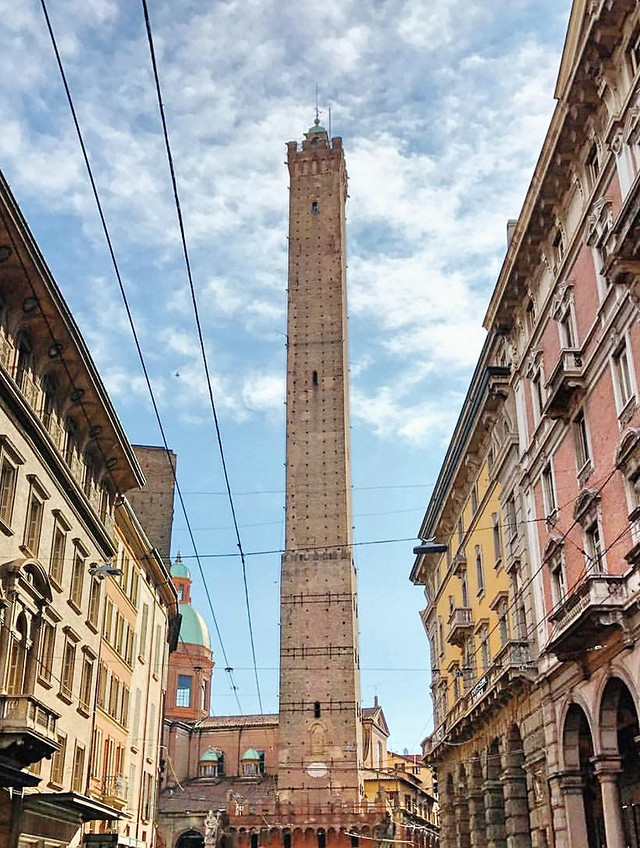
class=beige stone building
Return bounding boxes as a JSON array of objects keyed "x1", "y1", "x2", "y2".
[
  {"x1": 0, "y1": 167, "x2": 178, "y2": 848},
  {"x1": 412, "y1": 1, "x2": 640, "y2": 846}
]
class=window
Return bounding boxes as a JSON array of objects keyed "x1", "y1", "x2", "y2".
[
  {"x1": 480, "y1": 626, "x2": 490, "y2": 671},
  {"x1": 505, "y1": 496, "x2": 517, "y2": 557},
  {"x1": 311, "y1": 201, "x2": 318, "y2": 214},
  {"x1": 314, "y1": 700, "x2": 321, "y2": 718},
  {"x1": 541, "y1": 463, "x2": 557, "y2": 519},
  {"x1": 69, "y1": 544, "x2": 86, "y2": 609},
  {"x1": 176, "y1": 675, "x2": 192, "y2": 708},
  {"x1": 550, "y1": 553, "x2": 566, "y2": 607},
  {"x1": 14, "y1": 331, "x2": 32, "y2": 393},
  {"x1": 492, "y1": 512, "x2": 503, "y2": 566},
  {"x1": 457, "y1": 516, "x2": 464, "y2": 545},
  {"x1": 64, "y1": 417, "x2": 79, "y2": 467},
  {"x1": 475, "y1": 545, "x2": 485, "y2": 595},
  {"x1": 201, "y1": 679, "x2": 208, "y2": 712},
  {"x1": 60, "y1": 633, "x2": 78, "y2": 700},
  {"x1": 153, "y1": 624, "x2": 162, "y2": 678},
  {"x1": 50, "y1": 734, "x2": 66, "y2": 786},
  {"x1": 7, "y1": 613, "x2": 28, "y2": 695},
  {"x1": 497, "y1": 599, "x2": 509, "y2": 646},
  {"x1": 460, "y1": 570, "x2": 469, "y2": 607},
  {"x1": 586, "y1": 142, "x2": 600, "y2": 185},
  {"x1": 558, "y1": 304, "x2": 576, "y2": 349},
  {"x1": 102, "y1": 599, "x2": 113, "y2": 642},
  {"x1": 574, "y1": 411, "x2": 591, "y2": 472},
  {"x1": 613, "y1": 342, "x2": 635, "y2": 411},
  {"x1": 91, "y1": 728, "x2": 103, "y2": 778},
  {"x1": 38, "y1": 620, "x2": 56, "y2": 683},
  {"x1": 79, "y1": 655, "x2": 94, "y2": 712},
  {"x1": 470, "y1": 483, "x2": 478, "y2": 514},
  {"x1": 41, "y1": 374, "x2": 58, "y2": 431},
  {"x1": 71, "y1": 742, "x2": 85, "y2": 793},
  {"x1": 87, "y1": 578, "x2": 101, "y2": 628},
  {"x1": 139, "y1": 604, "x2": 149, "y2": 660},
  {"x1": 121, "y1": 685, "x2": 130, "y2": 728},
  {"x1": 24, "y1": 481, "x2": 46, "y2": 555},
  {"x1": 531, "y1": 368, "x2": 545, "y2": 425},
  {"x1": 0, "y1": 451, "x2": 19, "y2": 528},
  {"x1": 585, "y1": 521, "x2": 604, "y2": 573},
  {"x1": 49, "y1": 515, "x2": 69, "y2": 585},
  {"x1": 129, "y1": 567, "x2": 140, "y2": 608},
  {"x1": 97, "y1": 662, "x2": 108, "y2": 709},
  {"x1": 552, "y1": 228, "x2": 564, "y2": 267},
  {"x1": 627, "y1": 24, "x2": 640, "y2": 74},
  {"x1": 438, "y1": 618, "x2": 444, "y2": 659}
]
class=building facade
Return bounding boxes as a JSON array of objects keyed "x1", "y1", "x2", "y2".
[
  {"x1": 0, "y1": 167, "x2": 178, "y2": 848},
  {"x1": 412, "y1": 1, "x2": 640, "y2": 846}
]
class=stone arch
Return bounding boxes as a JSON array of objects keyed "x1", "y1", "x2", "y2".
[
  {"x1": 598, "y1": 674, "x2": 640, "y2": 754},
  {"x1": 175, "y1": 830, "x2": 204, "y2": 848},
  {"x1": 561, "y1": 702, "x2": 605, "y2": 848}
]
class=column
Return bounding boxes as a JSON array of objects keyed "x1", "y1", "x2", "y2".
[
  {"x1": 593, "y1": 757, "x2": 625, "y2": 848},
  {"x1": 468, "y1": 786, "x2": 487, "y2": 848},
  {"x1": 454, "y1": 795, "x2": 471, "y2": 848},
  {"x1": 556, "y1": 773, "x2": 588, "y2": 848},
  {"x1": 439, "y1": 801, "x2": 456, "y2": 848},
  {"x1": 483, "y1": 780, "x2": 506, "y2": 848},
  {"x1": 501, "y1": 754, "x2": 531, "y2": 848}
]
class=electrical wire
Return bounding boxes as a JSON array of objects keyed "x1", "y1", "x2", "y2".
[
  {"x1": 139, "y1": 0, "x2": 263, "y2": 715},
  {"x1": 38, "y1": 0, "x2": 243, "y2": 713}
]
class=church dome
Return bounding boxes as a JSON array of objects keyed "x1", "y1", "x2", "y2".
[
  {"x1": 171, "y1": 559, "x2": 191, "y2": 579},
  {"x1": 200, "y1": 747, "x2": 223, "y2": 762},
  {"x1": 179, "y1": 603, "x2": 211, "y2": 650},
  {"x1": 241, "y1": 748, "x2": 261, "y2": 761}
]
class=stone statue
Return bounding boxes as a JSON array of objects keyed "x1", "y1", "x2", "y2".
[{"x1": 204, "y1": 810, "x2": 222, "y2": 847}]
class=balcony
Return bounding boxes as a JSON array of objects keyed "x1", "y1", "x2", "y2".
[
  {"x1": 547, "y1": 572, "x2": 632, "y2": 659},
  {"x1": 102, "y1": 774, "x2": 129, "y2": 810},
  {"x1": 543, "y1": 348, "x2": 585, "y2": 419},
  {"x1": 423, "y1": 640, "x2": 535, "y2": 760},
  {"x1": 447, "y1": 607, "x2": 473, "y2": 646},
  {"x1": 0, "y1": 694, "x2": 59, "y2": 768}
]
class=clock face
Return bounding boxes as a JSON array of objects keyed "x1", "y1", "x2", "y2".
[{"x1": 307, "y1": 761, "x2": 328, "y2": 778}]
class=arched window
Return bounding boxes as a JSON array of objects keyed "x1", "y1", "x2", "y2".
[
  {"x1": 40, "y1": 374, "x2": 58, "y2": 431},
  {"x1": 14, "y1": 331, "x2": 33, "y2": 393}
]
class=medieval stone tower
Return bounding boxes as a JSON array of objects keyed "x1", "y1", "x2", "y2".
[{"x1": 277, "y1": 119, "x2": 363, "y2": 805}]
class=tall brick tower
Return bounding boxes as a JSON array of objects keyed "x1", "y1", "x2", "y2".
[{"x1": 278, "y1": 119, "x2": 363, "y2": 805}]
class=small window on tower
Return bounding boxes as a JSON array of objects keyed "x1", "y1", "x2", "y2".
[
  {"x1": 311, "y1": 202, "x2": 318, "y2": 214},
  {"x1": 314, "y1": 700, "x2": 321, "y2": 717},
  {"x1": 312, "y1": 371, "x2": 318, "y2": 386}
]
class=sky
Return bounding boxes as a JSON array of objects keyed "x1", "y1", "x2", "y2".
[{"x1": 0, "y1": 0, "x2": 573, "y2": 752}]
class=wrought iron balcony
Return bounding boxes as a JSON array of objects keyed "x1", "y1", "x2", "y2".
[
  {"x1": 0, "y1": 694, "x2": 59, "y2": 768},
  {"x1": 543, "y1": 348, "x2": 585, "y2": 419},
  {"x1": 547, "y1": 572, "x2": 631, "y2": 659},
  {"x1": 447, "y1": 607, "x2": 473, "y2": 646},
  {"x1": 102, "y1": 774, "x2": 129, "y2": 808}
]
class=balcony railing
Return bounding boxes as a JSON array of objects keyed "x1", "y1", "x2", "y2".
[
  {"x1": 547, "y1": 572, "x2": 631, "y2": 659},
  {"x1": 543, "y1": 348, "x2": 585, "y2": 419},
  {"x1": 0, "y1": 694, "x2": 59, "y2": 768},
  {"x1": 102, "y1": 774, "x2": 129, "y2": 806},
  {"x1": 447, "y1": 607, "x2": 473, "y2": 646},
  {"x1": 423, "y1": 639, "x2": 535, "y2": 759}
]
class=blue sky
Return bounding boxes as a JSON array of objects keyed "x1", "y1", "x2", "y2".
[{"x1": 0, "y1": 0, "x2": 571, "y2": 751}]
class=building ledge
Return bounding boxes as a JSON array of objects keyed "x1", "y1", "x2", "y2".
[{"x1": 543, "y1": 348, "x2": 585, "y2": 419}]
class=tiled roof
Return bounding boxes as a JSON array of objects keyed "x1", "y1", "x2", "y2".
[{"x1": 160, "y1": 776, "x2": 277, "y2": 814}]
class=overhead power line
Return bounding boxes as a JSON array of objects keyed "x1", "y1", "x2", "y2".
[
  {"x1": 139, "y1": 0, "x2": 263, "y2": 714},
  {"x1": 39, "y1": 0, "x2": 243, "y2": 713}
]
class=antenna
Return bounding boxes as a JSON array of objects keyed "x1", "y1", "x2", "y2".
[
  {"x1": 328, "y1": 105, "x2": 332, "y2": 138},
  {"x1": 315, "y1": 83, "x2": 320, "y2": 124}
]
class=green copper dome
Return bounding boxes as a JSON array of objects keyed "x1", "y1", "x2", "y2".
[
  {"x1": 179, "y1": 603, "x2": 211, "y2": 650},
  {"x1": 241, "y1": 748, "x2": 261, "y2": 761},
  {"x1": 171, "y1": 559, "x2": 191, "y2": 579},
  {"x1": 200, "y1": 747, "x2": 223, "y2": 762},
  {"x1": 308, "y1": 123, "x2": 326, "y2": 134}
]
